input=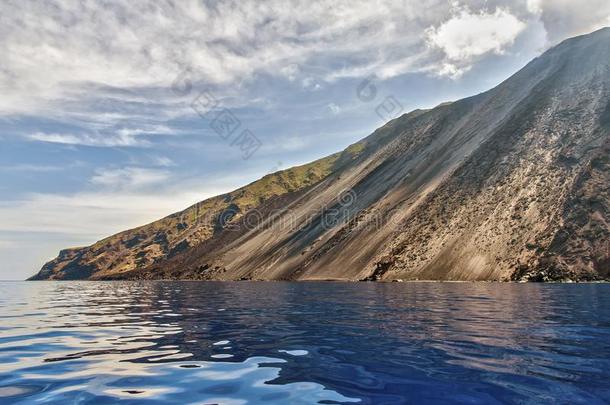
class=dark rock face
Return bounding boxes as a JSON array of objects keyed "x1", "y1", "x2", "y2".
[
  {"x1": 28, "y1": 248, "x2": 95, "y2": 280},
  {"x1": 30, "y1": 28, "x2": 610, "y2": 282}
]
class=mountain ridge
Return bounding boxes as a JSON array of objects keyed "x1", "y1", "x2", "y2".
[{"x1": 29, "y1": 27, "x2": 610, "y2": 282}]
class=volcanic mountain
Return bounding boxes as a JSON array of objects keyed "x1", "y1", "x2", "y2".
[{"x1": 30, "y1": 28, "x2": 610, "y2": 282}]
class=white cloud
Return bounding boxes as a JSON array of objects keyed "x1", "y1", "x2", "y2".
[
  {"x1": 531, "y1": 0, "x2": 610, "y2": 42},
  {"x1": 527, "y1": 0, "x2": 543, "y2": 15},
  {"x1": 280, "y1": 64, "x2": 300, "y2": 82},
  {"x1": 28, "y1": 132, "x2": 147, "y2": 147},
  {"x1": 0, "y1": 164, "x2": 64, "y2": 172},
  {"x1": 152, "y1": 156, "x2": 176, "y2": 167},
  {"x1": 26, "y1": 125, "x2": 176, "y2": 147},
  {"x1": 302, "y1": 77, "x2": 323, "y2": 91},
  {"x1": 272, "y1": 135, "x2": 309, "y2": 152},
  {"x1": 90, "y1": 167, "x2": 171, "y2": 190},
  {"x1": 426, "y1": 6, "x2": 526, "y2": 77}
]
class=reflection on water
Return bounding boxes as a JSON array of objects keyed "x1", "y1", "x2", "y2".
[{"x1": 0, "y1": 281, "x2": 609, "y2": 404}]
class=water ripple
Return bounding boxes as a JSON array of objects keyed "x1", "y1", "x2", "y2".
[{"x1": 0, "y1": 281, "x2": 609, "y2": 404}]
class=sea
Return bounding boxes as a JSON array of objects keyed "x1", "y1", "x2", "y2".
[{"x1": 1, "y1": 281, "x2": 609, "y2": 404}]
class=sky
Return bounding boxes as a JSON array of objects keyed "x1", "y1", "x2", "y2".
[{"x1": 1, "y1": 0, "x2": 609, "y2": 280}]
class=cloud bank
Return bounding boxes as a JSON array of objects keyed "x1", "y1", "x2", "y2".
[
  {"x1": 427, "y1": 6, "x2": 527, "y2": 77},
  {"x1": 3, "y1": 0, "x2": 606, "y2": 124}
]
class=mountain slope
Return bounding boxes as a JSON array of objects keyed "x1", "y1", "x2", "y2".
[
  {"x1": 28, "y1": 149, "x2": 363, "y2": 280},
  {"x1": 30, "y1": 28, "x2": 610, "y2": 282}
]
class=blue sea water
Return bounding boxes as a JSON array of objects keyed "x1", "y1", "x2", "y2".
[{"x1": 0, "y1": 281, "x2": 609, "y2": 404}]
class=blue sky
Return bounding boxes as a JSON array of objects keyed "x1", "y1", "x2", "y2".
[{"x1": 1, "y1": 0, "x2": 609, "y2": 280}]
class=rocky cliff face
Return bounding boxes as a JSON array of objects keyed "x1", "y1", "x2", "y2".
[{"x1": 30, "y1": 28, "x2": 610, "y2": 282}]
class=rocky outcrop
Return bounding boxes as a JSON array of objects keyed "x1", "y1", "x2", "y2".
[{"x1": 30, "y1": 28, "x2": 610, "y2": 282}]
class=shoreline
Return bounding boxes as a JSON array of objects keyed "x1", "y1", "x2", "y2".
[{"x1": 21, "y1": 278, "x2": 610, "y2": 284}]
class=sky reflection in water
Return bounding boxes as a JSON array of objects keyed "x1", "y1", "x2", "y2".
[{"x1": 0, "y1": 281, "x2": 609, "y2": 404}]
